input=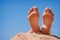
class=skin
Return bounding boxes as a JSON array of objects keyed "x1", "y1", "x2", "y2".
[
  {"x1": 41, "y1": 7, "x2": 54, "y2": 34},
  {"x1": 28, "y1": 6, "x2": 54, "y2": 34},
  {"x1": 28, "y1": 6, "x2": 40, "y2": 32}
]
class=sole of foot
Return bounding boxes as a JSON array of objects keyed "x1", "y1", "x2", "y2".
[
  {"x1": 28, "y1": 6, "x2": 40, "y2": 32},
  {"x1": 41, "y1": 7, "x2": 54, "y2": 35}
]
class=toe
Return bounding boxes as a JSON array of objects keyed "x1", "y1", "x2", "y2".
[
  {"x1": 34, "y1": 6, "x2": 38, "y2": 11},
  {"x1": 33, "y1": 6, "x2": 39, "y2": 14},
  {"x1": 28, "y1": 7, "x2": 34, "y2": 15},
  {"x1": 44, "y1": 7, "x2": 54, "y2": 16}
]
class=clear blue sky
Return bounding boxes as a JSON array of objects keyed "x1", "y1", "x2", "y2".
[{"x1": 0, "y1": 0, "x2": 60, "y2": 40}]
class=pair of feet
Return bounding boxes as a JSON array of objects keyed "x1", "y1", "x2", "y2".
[{"x1": 28, "y1": 6, "x2": 54, "y2": 35}]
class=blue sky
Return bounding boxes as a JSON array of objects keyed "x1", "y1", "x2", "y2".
[{"x1": 0, "y1": 0, "x2": 60, "y2": 40}]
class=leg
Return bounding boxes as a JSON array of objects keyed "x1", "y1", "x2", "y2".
[
  {"x1": 41, "y1": 7, "x2": 54, "y2": 34},
  {"x1": 28, "y1": 6, "x2": 40, "y2": 32}
]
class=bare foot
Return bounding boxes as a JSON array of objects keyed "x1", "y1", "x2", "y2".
[
  {"x1": 28, "y1": 6, "x2": 40, "y2": 32},
  {"x1": 41, "y1": 7, "x2": 54, "y2": 34}
]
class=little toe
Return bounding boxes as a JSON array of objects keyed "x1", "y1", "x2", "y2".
[{"x1": 28, "y1": 7, "x2": 34, "y2": 15}]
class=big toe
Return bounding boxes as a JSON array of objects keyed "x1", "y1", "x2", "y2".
[{"x1": 33, "y1": 6, "x2": 39, "y2": 14}]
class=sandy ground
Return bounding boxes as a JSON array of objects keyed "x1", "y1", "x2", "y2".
[{"x1": 11, "y1": 32, "x2": 60, "y2": 40}]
